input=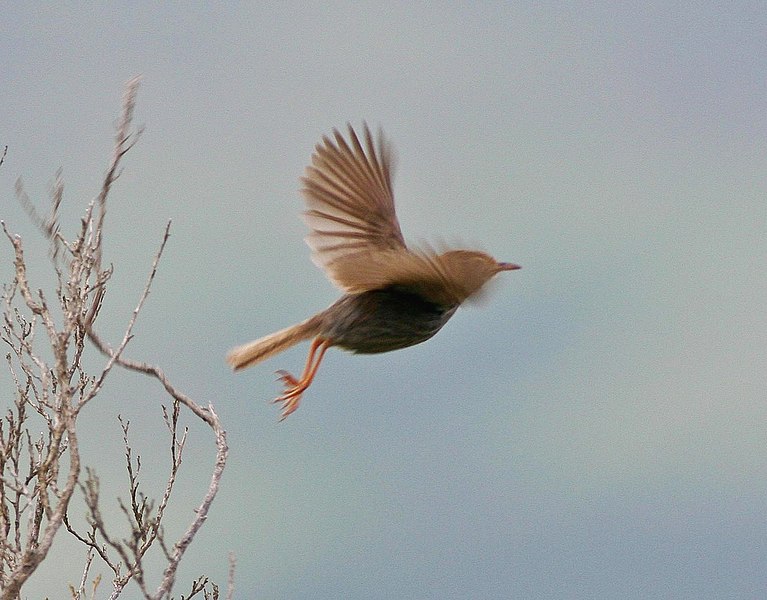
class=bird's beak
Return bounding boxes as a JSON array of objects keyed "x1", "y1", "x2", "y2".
[{"x1": 497, "y1": 262, "x2": 521, "y2": 271}]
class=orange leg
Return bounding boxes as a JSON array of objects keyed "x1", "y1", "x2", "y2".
[{"x1": 273, "y1": 337, "x2": 330, "y2": 420}]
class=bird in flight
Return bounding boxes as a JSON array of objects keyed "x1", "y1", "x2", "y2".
[{"x1": 227, "y1": 124, "x2": 520, "y2": 419}]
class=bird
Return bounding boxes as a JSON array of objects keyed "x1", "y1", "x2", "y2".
[{"x1": 227, "y1": 123, "x2": 520, "y2": 419}]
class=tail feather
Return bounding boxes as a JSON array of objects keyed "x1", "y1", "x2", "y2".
[{"x1": 227, "y1": 315, "x2": 324, "y2": 371}]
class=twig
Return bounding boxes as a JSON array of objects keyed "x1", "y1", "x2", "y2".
[
  {"x1": 226, "y1": 552, "x2": 236, "y2": 600},
  {"x1": 69, "y1": 545, "x2": 95, "y2": 599},
  {"x1": 84, "y1": 75, "x2": 143, "y2": 329},
  {"x1": 79, "y1": 220, "x2": 171, "y2": 413}
]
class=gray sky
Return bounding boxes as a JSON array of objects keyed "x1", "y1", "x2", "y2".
[{"x1": 1, "y1": 3, "x2": 765, "y2": 598}]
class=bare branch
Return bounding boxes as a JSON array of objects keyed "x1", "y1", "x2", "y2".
[
  {"x1": 87, "y1": 316, "x2": 228, "y2": 598},
  {"x1": 68, "y1": 544, "x2": 96, "y2": 600},
  {"x1": 226, "y1": 552, "x2": 236, "y2": 600},
  {"x1": 0, "y1": 224, "x2": 82, "y2": 599},
  {"x1": 2, "y1": 75, "x2": 230, "y2": 599}
]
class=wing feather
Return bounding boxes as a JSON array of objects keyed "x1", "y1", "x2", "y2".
[{"x1": 301, "y1": 124, "x2": 405, "y2": 272}]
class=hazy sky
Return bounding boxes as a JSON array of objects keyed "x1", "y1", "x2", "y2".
[{"x1": 1, "y1": 3, "x2": 765, "y2": 599}]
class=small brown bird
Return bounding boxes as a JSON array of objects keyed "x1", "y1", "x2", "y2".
[{"x1": 227, "y1": 124, "x2": 520, "y2": 419}]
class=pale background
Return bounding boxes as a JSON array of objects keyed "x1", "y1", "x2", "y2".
[{"x1": 1, "y1": 3, "x2": 765, "y2": 599}]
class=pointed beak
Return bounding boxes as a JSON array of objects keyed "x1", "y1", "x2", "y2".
[{"x1": 497, "y1": 262, "x2": 521, "y2": 271}]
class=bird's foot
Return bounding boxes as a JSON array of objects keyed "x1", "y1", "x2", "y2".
[{"x1": 273, "y1": 370, "x2": 306, "y2": 420}]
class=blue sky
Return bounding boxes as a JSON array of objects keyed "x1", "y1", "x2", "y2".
[{"x1": 1, "y1": 3, "x2": 765, "y2": 598}]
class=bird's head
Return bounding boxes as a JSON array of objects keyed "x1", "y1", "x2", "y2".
[{"x1": 438, "y1": 249, "x2": 520, "y2": 302}]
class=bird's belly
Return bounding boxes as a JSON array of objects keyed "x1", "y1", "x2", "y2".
[
  {"x1": 322, "y1": 290, "x2": 457, "y2": 354},
  {"x1": 334, "y1": 314, "x2": 449, "y2": 353}
]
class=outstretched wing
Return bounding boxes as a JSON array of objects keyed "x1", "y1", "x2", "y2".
[
  {"x1": 301, "y1": 123, "x2": 406, "y2": 281},
  {"x1": 301, "y1": 125, "x2": 504, "y2": 304}
]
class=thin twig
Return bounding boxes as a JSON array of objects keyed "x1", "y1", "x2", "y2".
[
  {"x1": 226, "y1": 552, "x2": 236, "y2": 600},
  {"x1": 84, "y1": 75, "x2": 143, "y2": 329},
  {"x1": 79, "y1": 220, "x2": 172, "y2": 413}
]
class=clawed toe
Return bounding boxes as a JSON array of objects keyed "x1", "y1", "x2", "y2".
[
  {"x1": 273, "y1": 386, "x2": 302, "y2": 403},
  {"x1": 275, "y1": 370, "x2": 299, "y2": 386},
  {"x1": 277, "y1": 395, "x2": 302, "y2": 421},
  {"x1": 273, "y1": 370, "x2": 303, "y2": 402}
]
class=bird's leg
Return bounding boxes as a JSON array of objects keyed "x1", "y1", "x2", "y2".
[
  {"x1": 273, "y1": 337, "x2": 330, "y2": 420},
  {"x1": 274, "y1": 337, "x2": 324, "y2": 389}
]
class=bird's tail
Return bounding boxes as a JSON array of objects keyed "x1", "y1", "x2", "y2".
[{"x1": 226, "y1": 315, "x2": 324, "y2": 371}]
